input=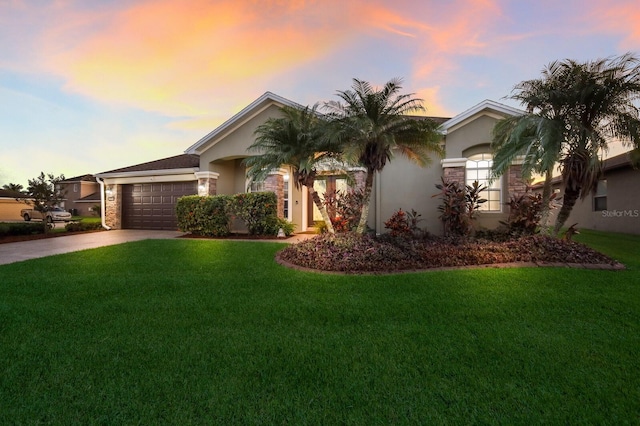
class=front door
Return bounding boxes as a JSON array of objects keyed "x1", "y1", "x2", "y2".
[{"x1": 308, "y1": 176, "x2": 349, "y2": 225}]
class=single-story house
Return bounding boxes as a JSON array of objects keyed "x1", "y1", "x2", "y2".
[
  {"x1": 535, "y1": 151, "x2": 640, "y2": 235},
  {"x1": 95, "y1": 92, "x2": 530, "y2": 234},
  {"x1": 0, "y1": 189, "x2": 32, "y2": 221},
  {"x1": 57, "y1": 174, "x2": 101, "y2": 216}
]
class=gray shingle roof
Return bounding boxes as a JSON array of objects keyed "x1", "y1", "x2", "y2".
[{"x1": 99, "y1": 154, "x2": 200, "y2": 174}]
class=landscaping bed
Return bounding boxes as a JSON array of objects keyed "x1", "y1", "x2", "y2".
[{"x1": 277, "y1": 232, "x2": 622, "y2": 273}]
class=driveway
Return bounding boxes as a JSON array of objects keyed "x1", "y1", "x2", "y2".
[{"x1": 0, "y1": 230, "x2": 184, "y2": 266}]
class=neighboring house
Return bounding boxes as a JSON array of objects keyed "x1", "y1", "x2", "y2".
[
  {"x1": 96, "y1": 93, "x2": 526, "y2": 233},
  {"x1": 57, "y1": 175, "x2": 101, "y2": 216},
  {"x1": 0, "y1": 189, "x2": 32, "y2": 221},
  {"x1": 534, "y1": 152, "x2": 640, "y2": 235}
]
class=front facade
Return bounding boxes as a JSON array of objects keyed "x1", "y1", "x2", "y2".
[{"x1": 97, "y1": 93, "x2": 527, "y2": 234}]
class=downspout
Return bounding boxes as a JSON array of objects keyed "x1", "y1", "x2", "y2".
[{"x1": 96, "y1": 177, "x2": 112, "y2": 230}]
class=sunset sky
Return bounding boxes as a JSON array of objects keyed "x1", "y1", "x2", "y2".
[{"x1": 1, "y1": 0, "x2": 639, "y2": 186}]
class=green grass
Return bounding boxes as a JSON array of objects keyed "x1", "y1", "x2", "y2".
[{"x1": 0, "y1": 231, "x2": 639, "y2": 424}]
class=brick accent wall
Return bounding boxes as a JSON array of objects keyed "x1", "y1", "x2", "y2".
[
  {"x1": 104, "y1": 184, "x2": 122, "y2": 229},
  {"x1": 198, "y1": 177, "x2": 217, "y2": 196},
  {"x1": 443, "y1": 166, "x2": 465, "y2": 184},
  {"x1": 264, "y1": 174, "x2": 284, "y2": 218},
  {"x1": 351, "y1": 170, "x2": 367, "y2": 192},
  {"x1": 508, "y1": 165, "x2": 527, "y2": 197}
]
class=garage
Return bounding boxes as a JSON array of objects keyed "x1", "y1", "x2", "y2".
[{"x1": 122, "y1": 182, "x2": 197, "y2": 230}]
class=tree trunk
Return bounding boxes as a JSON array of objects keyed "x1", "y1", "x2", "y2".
[
  {"x1": 355, "y1": 171, "x2": 374, "y2": 235},
  {"x1": 553, "y1": 184, "x2": 580, "y2": 237},
  {"x1": 309, "y1": 187, "x2": 335, "y2": 235},
  {"x1": 539, "y1": 169, "x2": 553, "y2": 235}
]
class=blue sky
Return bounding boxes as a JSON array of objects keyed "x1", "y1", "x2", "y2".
[{"x1": 1, "y1": 0, "x2": 639, "y2": 186}]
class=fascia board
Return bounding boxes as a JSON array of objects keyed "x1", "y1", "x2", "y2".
[
  {"x1": 439, "y1": 100, "x2": 524, "y2": 134},
  {"x1": 95, "y1": 167, "x2": 199, "y2": 180}
]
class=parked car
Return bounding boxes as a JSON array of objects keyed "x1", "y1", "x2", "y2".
[{"x1": 21, "y1": 207, "x2": 72, "y2": 222}]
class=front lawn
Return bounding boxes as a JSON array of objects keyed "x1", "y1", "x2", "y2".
[{"x1": 0, "y1": 230, "x2": 638, "y2": 423}]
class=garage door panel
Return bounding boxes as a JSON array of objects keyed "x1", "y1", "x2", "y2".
[{"x1": 122, "y1": 181, "x2": 196, "y2": 230}]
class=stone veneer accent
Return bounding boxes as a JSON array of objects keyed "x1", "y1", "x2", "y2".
[
  {"x1": 104, "y1": 184, "x2": 122, "y2": 229},
  {"x1": 264, "y1": 173, "x2": 284, "y2": 218},
  {"x1": 443, "y1": 166, "x2": 465, "y2": 184},
  {"x1": 508, "y1": 164, "x2": 527, "y2": 197},
  {"x1": 351, "y1": 170, "x2": 367, "y2": 192}
]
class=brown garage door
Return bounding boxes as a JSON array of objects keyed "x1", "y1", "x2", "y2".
[{"x1": 122, "y1": 182, "x2": 197, "y2": 230}]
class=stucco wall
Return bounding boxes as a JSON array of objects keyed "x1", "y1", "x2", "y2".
[
  {"x1": 562, "y1": 167, "x2": 640, "y2": 235},
  {"x1": 0, "y1": 199, "x2": 27, "y2": 221},
  {"x1": 445, "y1": 115, "x2": 498, "y2": 158}
]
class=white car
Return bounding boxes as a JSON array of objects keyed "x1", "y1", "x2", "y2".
[{"x1": 21, "y1": 206, "x2": 73, "y2": 222}]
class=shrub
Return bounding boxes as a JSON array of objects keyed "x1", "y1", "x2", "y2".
[
  {"x1": 322, "y1": 188, "x2": 364, "y2": 232},
  {"x1": 0, "y1": 222, "x2": 45, "y2": 236},
  {"x1": 229, "y1": 192, "x2": 278, "y2": 235},
  {"x1": 384, "y1": 208, "x2": 424, "y2": 238},
  {"x1": 264, "y1": 215, "x2": 296, "y2": 236},
  {"x1": 433, "y1": 178, "x2": 486, "y2": 238},
  {"x1": 65, "y1": 221, "x2": 103, "y2": 232},
  {"x1": 501, "y1": 191, "x2": 557, "y2": 236},
  {"x1": 176, "y1": 195, "x2": 232, "y2": 236}
]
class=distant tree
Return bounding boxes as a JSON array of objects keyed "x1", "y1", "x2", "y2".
[
  {"x1": 24, "y1": 172, "x2": 67, "y2": 232},
  {"x1": 2, "y1": 183, "x2": 25, "y2": 193}
]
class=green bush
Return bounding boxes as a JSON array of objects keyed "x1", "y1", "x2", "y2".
[
  {"x1": 264, "y1": 215, "x2": 295, "y2": 236},
  {"x1": 65, "y1": 221, "x2": 103, "y2": 232},
  {"x1": 229, "y1": 192, "x2": 278, "y2": 235},
  {"x1": 176, "y1": 195, "x2": 232, "y2": 236},
  {"x1": 0, "y1": 222, "x2": 45, "y2": 236}
]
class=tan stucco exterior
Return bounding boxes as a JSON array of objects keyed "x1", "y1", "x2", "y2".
[{"x1": 0, "y1": 198, "x2": 28, "y2": 221}]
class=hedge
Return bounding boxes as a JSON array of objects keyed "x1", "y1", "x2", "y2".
[
  {"x1": 176, "y1": 192, "x2": 295, "y2": 237},
  {"x1": 0, "y1": 222, "x2": 46, "y2": 236},
  {"x1": 176, "y1": 195, "x2": 233, "y2": 237}
]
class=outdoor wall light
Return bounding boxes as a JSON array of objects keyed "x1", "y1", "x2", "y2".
[
  {"x1": 198, "y1": 184, "x2": 206, "y2": 192},
  {"x1": 105, "y1": 188, "x2": 113, "y2": 196}
]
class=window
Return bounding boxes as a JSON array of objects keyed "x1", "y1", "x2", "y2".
[
  {"x1": 283, "y1": 174, "x2": 290, "y2": 219},
  {"x1": 73, "y1": 184, "x2": 78, "y2": 193},
  {"x1": 466, "y1": 153, "x2": 501, "y2": 212},
  {"x1": 593, "y1": 179, "x2": 607, "y2": 211}
]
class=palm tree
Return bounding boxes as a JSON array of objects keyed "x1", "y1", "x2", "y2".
[
  {"x1": 324, "y1": 78, "x2": 443, "y2": 234},
  {"x1": 493, "y1": 53, "x2": 640, "y2": 236},
  {"x1": 244, "y1": 104, "x2": 339, "y2": 234},
  {"x1": 2, "y1": 183, "x2": 24, "y2": 193},
  {"x1": 491, "y1": 66, "x2": 567, "y2": 233},
  {"x1": 550, "y1": 53, "x2": 640, "y2": 234}
]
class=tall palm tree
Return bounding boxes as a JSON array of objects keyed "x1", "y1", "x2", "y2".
[
  {"x1": 324, "y1": 78, "x2": 443, "y2": 234},
  {"x1": 244, "y1": 104, "x2": 338, "y2": 234},
  {"x1": 491, "y1": 65, "x2": 568, "y2": 233},
  {"x1": 550, "y1": 53, "x2": 640, "y2": 234},
  {"x1": 493, "y1": 53, "x2": 640, "y2": 236}
]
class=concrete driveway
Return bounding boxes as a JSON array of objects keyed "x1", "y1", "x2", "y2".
[{"x1": 0, "y1": 230, "x2": 184, "y2": 266}]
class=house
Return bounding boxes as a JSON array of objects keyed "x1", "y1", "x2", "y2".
[
  {"x1": 96, "y1": 93, "x2": 526, "y2": 234},
  {"x1": 535, "y1": 151, "x2": 640, "y2": 235},
  {"x1": 57, "y1": 174, "x2": 101, "y2": 216},
  {"x1": 0, "y1": 189, "x2": 31, "y2": 221}
]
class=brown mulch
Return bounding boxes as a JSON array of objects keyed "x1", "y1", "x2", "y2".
[{"x1": 178, "y1": 233, "x2": 293, "y2": 241}]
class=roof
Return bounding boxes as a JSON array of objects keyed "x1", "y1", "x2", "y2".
[
  {"x1": 75, "y1": 192, "x2": 101, "y2": 202},
  {"x1": 60, "y1": 174, "x2": 97, "y2": 183},
  {"x1": 185, "y1": 92, "x2": 303, "y2": 154},
  {"x1": 0, "y1": 189, "x2": 30, "y2": 199},
  {"x1": 98, "y1": 154, "x2": 200, "y2": 175},
  {"x1": 440, "y1": 99, "x2": 524, "y2": 133}
]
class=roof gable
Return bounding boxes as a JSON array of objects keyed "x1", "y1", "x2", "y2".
[
  {"x1": 185, "y1": 92, "x2": 302, "y2": 155},
  {"x1": 440, "y1": 99, "x2": 524, "y2": 133}
]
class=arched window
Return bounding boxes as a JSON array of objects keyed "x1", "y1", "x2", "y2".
[{"x1": 466, "y1": 153, "x2": 501, "y2": 212}]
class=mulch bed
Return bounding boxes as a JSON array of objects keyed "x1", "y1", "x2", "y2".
[
  {"x1": 276, "y1": 233, "x2": 626, "y2": 274},
  {"x1": 0, "y1": 230, "x2": 104, "y2": 244}
]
